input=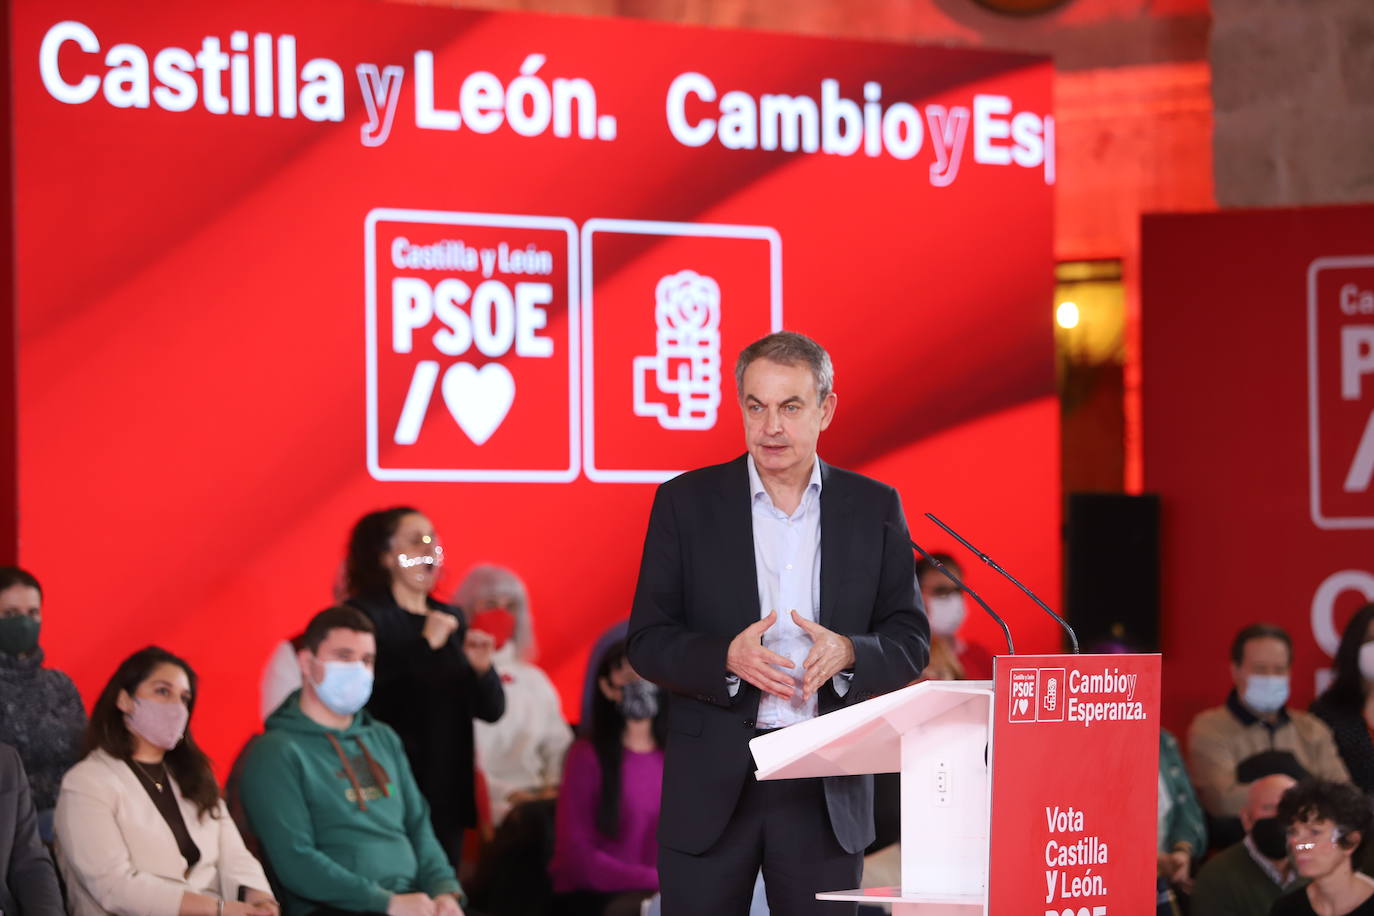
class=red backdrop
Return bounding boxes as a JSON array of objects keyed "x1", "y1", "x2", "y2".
[
  {"x1": 10, "y1": 0, "x2": 1060, "y2": 772},
  {"x1": 1143, "y1": 205, "x2": 1374, "y2": 738}
]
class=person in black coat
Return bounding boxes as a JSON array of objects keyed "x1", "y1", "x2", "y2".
[
  {"x1": 1311, "y1": 602, "x2": 1374, "y2": 792},
  {"x1": 0, "y1": 742, "x2": 63, "y2": 915},
  {"x1": 344, "y1": 507, "x2": 505, "y2": 868}
]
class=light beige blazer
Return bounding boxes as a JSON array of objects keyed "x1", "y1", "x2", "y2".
[{"x1": 54, "y1": 749, "x2": 270, "y2": 916}]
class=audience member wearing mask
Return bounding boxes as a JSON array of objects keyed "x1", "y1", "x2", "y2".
[
  {"x1": 1271, "y1": 779, "x2": 1374, "y2": 916},
  {"x1": 458, "y1": 565, "x2": 572, "y2": 827},
  {"x1": 1190, "y1": 773, "x2": 1299, "y2": 916},
  {"x1": 549, "y1": 641, "x2": 664, "y2": 916},
  {"x1": 1187, "y1": 624, "x2": 1348, "y2": 822},
  {"x1": 915, "y1": 554, "x2": 991, "y2": 681},
  {"x1": 343, "y1": 507, "x2": 505, "y2": 868},
  {"x1": 241, "y1": 607, "x2": 469, "y2": 916},
  {"x1": 0, "y1": 742, "x2": 63, "y2": 915},
  {"x1": 1157, "y1": 729, "x2": 1206, "y2": 899},
  {"x1": 0, "y1": 567, "x2": 85, "y2": 842},
  {"x1": 580, "y1": 621, "x2": 629, "y2": 729},
  {"x1": 1311, "y1": 603, "x2": 1374, "y2": 792},
  {"x1": 55, "y1": 647, "x2": 277, "y2": 916}
]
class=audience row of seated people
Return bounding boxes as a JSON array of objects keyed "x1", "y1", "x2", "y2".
[
  {"x1": 0, "y1": 503, "x2": 658, "y2": 916},
  {"x1": 13, "y1": 531, "x2": 1374, "y2": 916}
]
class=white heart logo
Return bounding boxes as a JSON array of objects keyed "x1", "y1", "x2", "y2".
[
  {"x1": 1016, "y1": 698, "x2": 1029, "y2": 715},
  {"x1": 441, "y1": 362, "x2": 515, "y2": 446}
]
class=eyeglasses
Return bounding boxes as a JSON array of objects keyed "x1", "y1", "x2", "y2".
[{"x1": 1287, "y1": 828, "x2": 1343, "y2": 851}]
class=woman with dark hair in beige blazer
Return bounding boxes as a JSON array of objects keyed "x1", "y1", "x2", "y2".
[{"x1": 55, "y1": 646, "x2": 277, "y2": 916}]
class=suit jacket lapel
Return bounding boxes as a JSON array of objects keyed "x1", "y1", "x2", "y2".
[
  {"x1": 720, "y1": 455, "x2": 762, "y2": 628},
  {"x1": 819, "y1": 459, "x2": 851, "y2": 630}
]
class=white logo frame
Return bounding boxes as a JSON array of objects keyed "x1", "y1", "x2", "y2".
[
  {"x1": 364, "y1": 208, "x2": 580, "y2": 483},
  {"x1": 1307, "y1": 255, "x2": 1374, "y2": 529},
  {"x1": 580, "y1": 218, "x2": 782, "y2": 484}
]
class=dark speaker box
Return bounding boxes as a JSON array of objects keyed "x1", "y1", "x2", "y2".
[{"x1": 1064, "y1": 492, "x2": 1161, "y2": 652}]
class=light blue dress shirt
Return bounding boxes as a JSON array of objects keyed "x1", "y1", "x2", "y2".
[{"x1": 727, "y1": 455, "x2": 849, "y2": 728}]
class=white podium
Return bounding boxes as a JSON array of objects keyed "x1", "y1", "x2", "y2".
[{"x1": 750, "y1": 680, "x2": 994, "y2": 915}]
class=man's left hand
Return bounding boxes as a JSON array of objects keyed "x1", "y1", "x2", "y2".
[
  {"x1": 434, "y1": 895, "x2": 464, "y2": 916},
  {"x1": 793, "y1": 611, "x2": 855, "y2": 700}
]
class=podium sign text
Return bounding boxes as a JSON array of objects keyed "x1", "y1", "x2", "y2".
[{"x1": 989, "y1": 654, "x2": 1160, "y2": 916}]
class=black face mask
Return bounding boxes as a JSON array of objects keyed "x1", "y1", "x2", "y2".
[
  {"x1": 618, "y1": 679, "x2": 660, "y2": 721},
  {"x1": 1251, "y1": 817, "x2": 1290, "y2": 861}
]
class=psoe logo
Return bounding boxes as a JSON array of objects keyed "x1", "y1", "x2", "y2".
[
  {"x1": 1008, "y1": 668, "x2": 1066, "y2": 723},
  {"x1": 1037, "y1": 668, "x2": 1066, "y2": 722},
  {"x1": 1008, "y1": 669, "x2": 1038, "y2": 722},
  {"x1": 364, "y1": 209, "x2": 579, "y2": 482}
]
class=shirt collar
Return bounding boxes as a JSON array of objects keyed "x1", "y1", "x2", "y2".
[
  {"x1": 1226, "y1": 688, "x2": 1291, "y2": 728},
  {"x1": 1243, "y1": 834, "x2": 1294, "y2": 887},
  {"x1": 746, "y1": 453, "x2": 823, "y2": 504}
]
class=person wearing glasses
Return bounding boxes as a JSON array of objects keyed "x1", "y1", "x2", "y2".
[{"x1": 1271, "y1": 779, "x2": 1374, "y2": 915}]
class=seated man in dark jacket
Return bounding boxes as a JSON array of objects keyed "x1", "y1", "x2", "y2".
[
  {"x1": 1191, "y1": 773, "x2": 1303, "y2": 916},
  {"x1": 0, "y1": 742, "x2": 63, "y2": 915}
]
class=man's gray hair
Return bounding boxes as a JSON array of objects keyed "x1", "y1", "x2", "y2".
[{"x1": 734, "y1": 331, "x2": 834, "y2": 403}]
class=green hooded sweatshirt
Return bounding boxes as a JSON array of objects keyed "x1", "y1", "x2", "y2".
[{"x1": 240, "y1": 691, "x2": 462, "y2": 916}]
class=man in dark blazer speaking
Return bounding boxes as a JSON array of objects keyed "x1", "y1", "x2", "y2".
[{"x1": 628, "y1": 331, "x2": 930, "y2": 915}]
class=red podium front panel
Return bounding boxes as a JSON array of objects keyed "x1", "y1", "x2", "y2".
[{"x1": 989, "y1": 654, "x2": 1160, "y2": 916}]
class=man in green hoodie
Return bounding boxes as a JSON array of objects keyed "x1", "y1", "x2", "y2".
[{"x1": 241, "y1": 606, "x2": 467, "y2": 916}]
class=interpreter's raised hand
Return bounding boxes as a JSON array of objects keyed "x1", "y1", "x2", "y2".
[
  {"x1": 793, "y1": 611, "x2": 855, "y2": 700},
  {"x1": 422, "y1": 610, "x2": 459, "y2": 650},
  {"x1": 387, "y1": 892, "x2": 438, "y2": 916},
  {"x1": 434, "y1": 894, "x2": 465, "y2": 916},
  {"x1": 726, "y1": 610, "x2": 797, "y2": 700},
  {"x1": 463, "y1": 627, "x2": 496, "y2": 675}
]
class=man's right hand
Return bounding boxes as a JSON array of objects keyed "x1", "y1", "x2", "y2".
[
  {"x1": 726, "y1": 610, "x2": 797, "y2": 700},
  {"x1": 387, "y1": 893, "x2": 437, "y2": 916},
  {"x1": 422, "y1": 611, "x2": 459, "y2": 651}
]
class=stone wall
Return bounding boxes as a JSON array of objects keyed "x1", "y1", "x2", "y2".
[
  {"x1": 394, "y1": 0, "x2": 1215, "y2": 260},
  {"x1": 1212, "y1": 0, "x2": 1374, "y2": 207}
]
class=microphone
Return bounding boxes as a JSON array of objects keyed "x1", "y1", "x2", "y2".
[
  {"x1": 925, "y1": 513, "x2": 1080, "y2": 654},
  {"x1": 894, "y1": 523, "x2": 1015, "y2": 656}
]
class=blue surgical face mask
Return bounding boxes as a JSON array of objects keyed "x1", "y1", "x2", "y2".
[
  {"x1": 1244, "y1": 674, "x2": 1290, "y2": 714},
  {"x1": 313, "y1": 660, "x2": 374, "y2": 716}
]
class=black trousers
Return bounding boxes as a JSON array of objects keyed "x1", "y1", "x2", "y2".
[{"x1": 658, "y1": 771, "x2": 862, "y2": 916}]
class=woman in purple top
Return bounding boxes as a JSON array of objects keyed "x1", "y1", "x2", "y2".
[{"x1": 550, "y1": 640, "x2": 665, "y2": 916}]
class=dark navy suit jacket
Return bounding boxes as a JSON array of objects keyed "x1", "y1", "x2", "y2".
[{"x1": 627, "y1": 455, "x2": 930, "y2": 855}]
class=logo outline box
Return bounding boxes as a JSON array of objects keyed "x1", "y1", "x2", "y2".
[
  {"x1": 364, "y1": 208, "x2": 580, "y2": 483},
  {"x1": 1036, "y1": 667, "x2": 1065, "y2": 722},
  {"x1": 1008, "y1": 668, "x2": 1038, "y2": 723},
  {"x1": 1308, "y1": 255, "x2": 1374, "y2": 528},
  {"x1": 580, "y1": 218, "x2": 783, "y2": 484}
]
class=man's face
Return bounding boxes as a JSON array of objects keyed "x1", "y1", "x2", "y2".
[
  {"x1": 1231, "y1": 635, "x2": 1291, "y2": 693},
  {"x1": 739, "y1": 358, "x2": 836, "y2": 479},
  {"x1": 301, "y1": 627, "x2": 377, "y2": 688},
  {"x1": 1242, "y1": 774, "x2": 1297, "y2": 831}
]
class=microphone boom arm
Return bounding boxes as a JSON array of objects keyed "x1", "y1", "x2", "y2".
[
  {"x1": 926, "y1": 513, "x2": 1080, "y2": 654},
  {"x1": 909, "y1": 535, "x2": 1015, "y2": 657}
]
